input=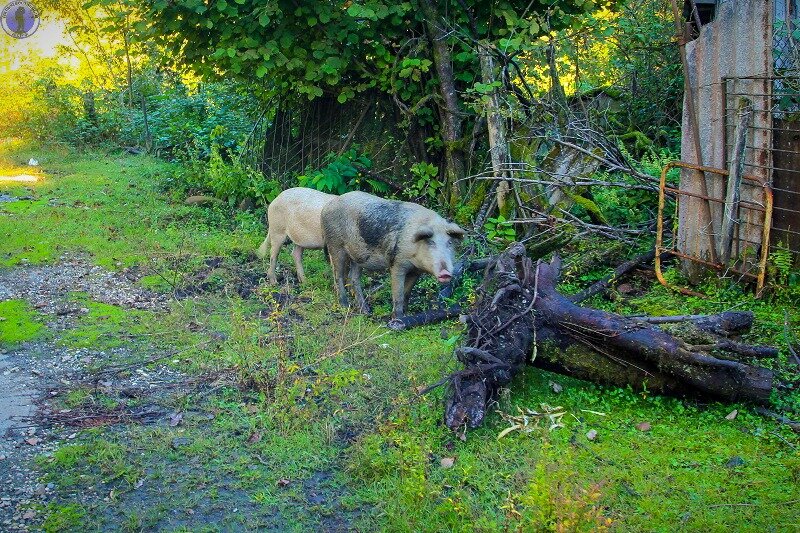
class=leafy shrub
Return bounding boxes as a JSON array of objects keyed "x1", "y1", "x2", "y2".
[
  {"x1": 404, "y1": 162, "x2": 443, "y2": 202},
  {"x1": 484, "y1": 214, "x2": 517, "y2": 245},
  {"x1": 164, "y1": 131, "x2": 280, "y2": 207},
  {"x1": 768, "y1": 242, "x2": 800, "y2": 302},
  {"x1": 4, "y1": 56, "x2": 260, "y2": 157},
  {"x1": 0, "y1": 60, "x2": 82, "y2": 142},
  {"x1": 139, "y1": 78, "x2": 259, "y2": 159},
  {"x1": 297, "y1": 148, "x2": 379, "y2": 194},
  {"x1": 577, "y1": 147, "x2": 678, "y2": 228}
]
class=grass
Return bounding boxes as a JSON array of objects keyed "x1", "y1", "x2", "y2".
[
  {"x1": 0, "y1": 139, "x2": 262, "y2": 269},
  {"x1": 2, "y1": 139, "x2": 799, "y2": 531},
  {"x1": 0, "y1": 299, "x2": 44, "y2": 347},
  {"x1": 58, "y1": 293, "x2": 158, "y2": 350}
]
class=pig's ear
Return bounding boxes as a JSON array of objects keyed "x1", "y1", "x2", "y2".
[
  {"x1": 447, "y1": 224, "x2": 466, "y2": 240},
  {"x1": 413, "y1": 227, "x2": 434, "y2": 242}
]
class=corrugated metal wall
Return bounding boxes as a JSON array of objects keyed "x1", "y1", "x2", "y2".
[{"x1": 676, "y1": 0, "x2": 773, "y2": 274}]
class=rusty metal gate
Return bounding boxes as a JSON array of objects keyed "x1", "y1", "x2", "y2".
[
  {"x1": 665, "y1": 1, "x2": 800, "y2": 295},
  {"x1": 656, "y1": 161, "x2": 773, "y2": 296}
]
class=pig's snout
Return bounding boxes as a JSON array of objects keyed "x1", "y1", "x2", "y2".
[{"x1": 434, "y1": 257, "x2": 453, "y2": 283}]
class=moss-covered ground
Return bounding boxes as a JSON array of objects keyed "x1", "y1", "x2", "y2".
[
  {"x1": 0, "y1": 299, "x2": 43, "y2": 347},
  {"x1": 1, "y1": 139, "x2": 798, "y2": 531}
]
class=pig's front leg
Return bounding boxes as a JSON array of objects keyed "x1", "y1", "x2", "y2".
[
  {"x1": 402, "y1": 270, "x2": 420, "y2": 311},
  {"x1": 390, "y1": 265, "x2": 408, "y2": 319},
  {"x1": 329, "y1": 247, "x2": 350, "y2": 308}
]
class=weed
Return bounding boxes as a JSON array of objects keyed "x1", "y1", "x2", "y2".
[{"x1": 511, "y1": 464, "x2": 612, "y2": 531}]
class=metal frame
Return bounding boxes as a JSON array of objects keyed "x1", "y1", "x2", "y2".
[{"x1": 656, "y1": 161, "x2": 773, "y2": 297}]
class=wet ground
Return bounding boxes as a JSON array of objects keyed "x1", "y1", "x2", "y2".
[{"x1": 0, "y1": 256, "x2": 167, "y2": 531}]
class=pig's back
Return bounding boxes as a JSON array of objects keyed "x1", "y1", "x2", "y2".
[
  {"x1": 279, "y1": 187, "x2": 335, "y2": 210},
  {"x1": 272, "y1": 187, "x2": 335, "y2": 249}
]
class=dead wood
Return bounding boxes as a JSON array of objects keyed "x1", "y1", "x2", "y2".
[
  {"x1": 637, "y1": 311, "x2": 754, "y2": 337},
  {"x1": 636, "y1": 310, "x2": 754, "y2": 330},
  {"x1": 443, "y1": 243, "x2": 776, "y2": 432},
  {"x1": 754, "y1": 407, "x2": 800, "y2": 433},
  {"x1": 719, "y1": 97, "x2": 752, "y2": 265},
  {"x1": 388, "y1": 305, "x2": 462, "y2": 331},
  {"x1": 784, "y1": 311, "x2": 800, "y2": 366},
  {"x1": 570, "y1": 250, "x2": 658, "y2": 303},
  {"x1": 388, "y1": 257, "x2": 498, "y2": 330}
]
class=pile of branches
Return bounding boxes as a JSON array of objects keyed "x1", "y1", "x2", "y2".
[{"x1": 444, "y1": 243, "x2": 778, "y2": 432}]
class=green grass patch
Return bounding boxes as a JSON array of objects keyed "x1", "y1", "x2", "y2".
[
  {"x1": 40, "y1": 503, "x2": 87, "y2": 533},
  {"x1": 0, "y1": 299, "x2": 44, "y2": 346},
  {"x1": 58, "y1": 294, "x2": 152, "y2": 350},
  {"x1": 138, "y1": 273, "x2": 175, "y2": 292},
  {"x1": 0, "y1": 141, "x2": 265, "y2": 270}
]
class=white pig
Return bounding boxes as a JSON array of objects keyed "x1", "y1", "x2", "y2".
[{"x1": 256, "y1": 187, "x2": 336, "y2": 284}]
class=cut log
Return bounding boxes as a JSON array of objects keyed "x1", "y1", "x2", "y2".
[{"x1": 443, "y1": 243, "x2": 776, "y2": 432}]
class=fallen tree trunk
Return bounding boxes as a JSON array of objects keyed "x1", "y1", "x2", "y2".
[
  {"x1": 444, "y1": 243, "x2": 776, "y2": 432},
  {"x1": 569, "y1": 250, "x2": 658, "y2": 303},
  {"x1": 389, "y1": 304, "x2": 462, "y2": 331}
]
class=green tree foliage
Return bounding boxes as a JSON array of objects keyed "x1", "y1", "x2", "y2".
[
  {"x1": 106, "y1": 0, "x2": 615, "y2": 204},
  {"x1": 122, "y1": 0, "x2": 608, "y2": 102}
]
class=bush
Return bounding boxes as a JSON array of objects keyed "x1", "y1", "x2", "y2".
[
  {"x1": 139, "y1": 78, "x2": 260, "y2": 159},
  {"x1": 0, "y1": 60, "x2": 82, "y2": 142},
  {"x1": 297, "y1": 148, "x2": 384, "y2": 195},
  {"x1": 165, "y1": 134, "x2": 281, "y2": 207},
  {"x1": 3, "y1": 58, "x2": 261, "y2": 157}
]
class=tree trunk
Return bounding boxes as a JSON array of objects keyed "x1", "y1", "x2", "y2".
[
  {"x1": 546, "y1": 41, "x2": 567, "y2": 112},
  {"x1": 82, "y1": 90, "x2": 98, "y2": 125},
  {"x1": 122, "y1": 16, "x2": 134, "y2": 109},
  {"x1": 140, "y1": 91, "x2": 151, "y2": 151},
  {"x1": 443, "y1": 243, "x2": 776, "y2": 432},
  {"x1": 478, "y1": 42, "x2": 512, "y2": 216},
  {"x1": 419, "y1": 0, "x2": 466, "y2": 210}
]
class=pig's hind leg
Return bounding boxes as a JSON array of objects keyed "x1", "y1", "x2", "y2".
[
  {"x1": 292, "y1": 245, "x2": 306, "y2": 283},
  {"x1": 267, "y1": 231, "x2": 285, "y2": 285},
  {"x1": 348, "y1": 263, "x2": 371, "y2": 314}
]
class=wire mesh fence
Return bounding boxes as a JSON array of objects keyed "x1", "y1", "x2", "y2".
[
  {"x1": 724, "y1": 75, "x2": 800, "y2": 269},
  {"x1": 238, "y1": 94, "x2": 416, "y2": 190}
]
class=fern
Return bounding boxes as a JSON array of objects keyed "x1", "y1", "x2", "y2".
[{"x1": 770, "y1": 241, "x2": 793, "y2": 285}]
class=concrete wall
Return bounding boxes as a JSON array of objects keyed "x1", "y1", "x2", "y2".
[{"x1": 677, "y1": 0, "x2": 773, "y2": 272}]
